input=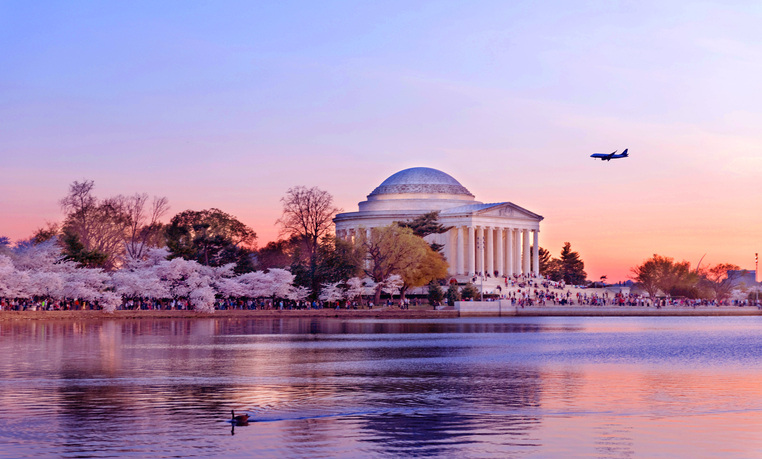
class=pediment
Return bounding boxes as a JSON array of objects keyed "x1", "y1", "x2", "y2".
[{"x1": 474, "y1": 202, "x2": 543, "y2": 221}]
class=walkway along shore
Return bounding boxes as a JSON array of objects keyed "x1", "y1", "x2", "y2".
[{"x1": 1, "y1": 306, "x2": 761, "y2": 321}]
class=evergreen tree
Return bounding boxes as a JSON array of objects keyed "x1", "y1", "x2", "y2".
[
  {"x1": 165, "y1": 208, "x2": 257, "y2": 273},
  {"x1": 396, "y1": 211, "x2": 452, "y2": 253},
  {"x1": 531, "y1": 246, "x2": 552, "y2": 275},
  {"x1": 559, "y1": 242, "x2": 586, "y2": 284},
  {"x1": 427, "y1": 281, "x2": 444, "y2": 307},
  {"x1": 445, "y1": 283, "x2": 461, "y2": 305},
  {"x1": 460, "y1": 282, "x2": 479, "y2": 300}
]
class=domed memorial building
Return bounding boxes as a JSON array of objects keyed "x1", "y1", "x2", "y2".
[{"x1": 334, "y1": 167, "x2": 543, "y2": 279}]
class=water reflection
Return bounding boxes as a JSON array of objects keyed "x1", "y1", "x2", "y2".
[{"x1": 1, "y1": 317, "x2": 762, "y2": 458}]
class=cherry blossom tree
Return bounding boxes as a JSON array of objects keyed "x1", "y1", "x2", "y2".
[
  {"x1": 345, "y1": 277, "x2": 365, "y2": 302},
  {"x1": 381, "y1": 274, "x2": 404, "y2": 302},
  {"x1": 286, "y1": 285, "x2": 310, "y2": 302},
  {"x1": 319, "y1": 282, "x2": 345, "y2": 304},
  {"x1": 0, "y1": 256, "x2": 28, "y2": 298}
]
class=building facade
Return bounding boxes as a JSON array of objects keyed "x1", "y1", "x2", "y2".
[{"x1": 333, "y1": 167, "x2": 544, "y2": 279}]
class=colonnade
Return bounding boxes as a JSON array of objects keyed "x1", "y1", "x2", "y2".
[
  {"x1": 334, "y1": 224, "x2": 540, "y2": 278},
  {"x1": 449, "y1": 225, "x2": 539, "y2": 277}
]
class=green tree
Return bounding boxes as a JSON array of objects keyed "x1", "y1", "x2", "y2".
[
  {"x1": 315, "y1": 235, "x2": 364, "y2": 284},
  {"x1": 460, "y1": 282, "x2": 479, "y2": 300},
  {"x1": 545, "y1": 258, "x2": 564, "y2": 282},
  {"x1": 427, "y1": 281, "x2": 444, "y2": 307},
  {"x1": 445, "y1": 283, "x2": 461, "y2": 305},
  {"x1": 559, "y1": 242, "x2": 586, "y2": 284},
  {"x1": 60, "y1": 229, "x2": 109, "y2": 268},
  {"x1": 255, "y1": 236, "x2": 300, "y2": 270},
  {"x1": 165, "y1": 208, "x2": 257, "y2": 272},
  {"x1": 396, "y1": 211, "x2": 452, "y2": 252}
]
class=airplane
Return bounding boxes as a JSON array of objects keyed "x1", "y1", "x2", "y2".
[{"x1": 591, "y1": 148, "x2": 628, "y2": 161}]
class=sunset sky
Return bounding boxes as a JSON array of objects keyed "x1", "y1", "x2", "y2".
[{"x1": 2, "y1": 1, "x2": 761, "y2": 281}]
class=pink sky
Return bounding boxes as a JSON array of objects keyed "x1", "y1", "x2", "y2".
[{"x1": 2, "y1": 2, "x2": 761, "y2": 282}]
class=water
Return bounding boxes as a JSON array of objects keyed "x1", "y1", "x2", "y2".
[{"x1": 1, "y1": 316, "x2": 761, "y2": 458}]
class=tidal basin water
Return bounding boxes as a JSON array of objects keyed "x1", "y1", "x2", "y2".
[{"x1": 1, "y1": 317, "x2": 762, "y2": 458}]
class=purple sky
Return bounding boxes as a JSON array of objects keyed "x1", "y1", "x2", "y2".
[{"x1": 2, "y1": 1, "x2": 761, "y2": 280}]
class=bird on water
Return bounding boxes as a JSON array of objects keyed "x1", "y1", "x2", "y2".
[{"x1": 231, "y1": 410, "x2": 249, "y2": 424}]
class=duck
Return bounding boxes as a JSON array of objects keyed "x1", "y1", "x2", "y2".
[{"x1": 231, "y1": 410, "x2": 249, "y2": 424}]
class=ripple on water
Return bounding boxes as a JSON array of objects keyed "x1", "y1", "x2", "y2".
[{"x1": 1, "y1": 317, "x2": 762, "y2": 458}]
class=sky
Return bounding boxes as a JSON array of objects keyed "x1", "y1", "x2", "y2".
[{"x1": 2, "y1": 0, "x2": 761, "y2": 281}]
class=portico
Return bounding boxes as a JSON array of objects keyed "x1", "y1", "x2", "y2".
[{"x1": 334, "y1": 167, "x2": 544, "y2": 278}]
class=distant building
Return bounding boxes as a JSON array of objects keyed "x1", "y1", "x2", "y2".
[
  {"x1": 727, "y1": 270, "x2": 756, "y2": 287},
  {"x1": 334, "y1": 167, "x2": 543, "y2": 279}
]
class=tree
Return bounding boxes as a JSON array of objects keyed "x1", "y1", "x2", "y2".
[
  {"x1": 531, "y1": 247, "x2": 552, "y2": 275},
  {"x1": 445, "y1": 283, "x2": 461, "y2": 305},
  {"x1": 276, "y1": 186, "x2": 342, "y2": 296},
  {"x1": 427, "y1": 281, "x2": 444, "y2": 307},
  {"x1": 658, "y1": 259, "x2": 697, "y2": 298},
  {"x1": 60, "y1": 229, "x2": 109, "y2": 268},
  {"x1": 32, "y1": 223, "x2": 60, "y2": 245},
  {"x1": 319, "y1": 282, "x2": 345, "y2": 304},
  {"x1": 701, "y1": 263, "x2": 744, "y2": 301},
  {"x1": 381, "y1": 274, "x2": 404, "y2": 301},
  {"x1": 123, "y1": 194, "x2": 169, "y2": 261},
  {"x1": 60, "y1": 181, "x2": 128, "y2": 270},
  {"x1": 359, "y1": 225, "x2": 433, "y2": 305},
  {"x1": 396, "y1": 211, "x2": 452, "y2": 252},
  {"x1": 559, "y1": 242, "x2": 586, "y2": 285},
  {"x1": 58, "y1": 180, "x2": 170, "y2": 270},
  {"x1": 631, "y1": 255, "x2": 664, "y2": 299},
  {"x1": 545, "y1": 258, "x2": 564, "y2": 282},
  {"x1": 315, "y1": 235, "x2": 364, "y2": 284},
  {"x1": 631, "y1": 254, "x2": 699, "y2": 299},
  {"x1": 460, "y1": 282, "x2": 479, "y2": 300},
  {"x1": 631, "y1": 254, "x2": 667, "y2": 299},
  {"x1": 255, "y1": 237, "x2": 298, "y2": 270},
  {"x1": 398, "y1": 248, "x2": 449, "y2": 300},
  {"x1": 165, "y1": 208, "x2": 256, "y2": 273}
]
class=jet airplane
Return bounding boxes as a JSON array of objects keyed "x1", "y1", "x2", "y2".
[{"x1": 591, "y1": 148, "x2": 628, "y2": 161}]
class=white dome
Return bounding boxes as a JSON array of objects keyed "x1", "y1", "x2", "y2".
[{"x1": 368, "y1": 167, "x2": 473, "y2": 197}]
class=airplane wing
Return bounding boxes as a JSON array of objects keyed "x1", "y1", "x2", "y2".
[{"x1": 591, "y1": 150, "x2": 617, "y2": 159}]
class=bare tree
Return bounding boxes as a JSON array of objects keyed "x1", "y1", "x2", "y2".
[
  {"x1": 701, "y1": 263, "x2": 744, "y2": 301},
  {"x1": 276, "y1": 186, "x2": 342, "y2": 293},
  {"x1": 124, "y1": 194, "x2": 169, "y2": 260},
  {"x1": 59, "y1": 180, "x2": 169, "y2": 269}
]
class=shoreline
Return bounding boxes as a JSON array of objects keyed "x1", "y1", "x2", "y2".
[{"x1": 1, "y1": 306, "x2": 761, "y2": 321}]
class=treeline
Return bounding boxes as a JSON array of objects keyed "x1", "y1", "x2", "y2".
[
  {"x1": 536, "y1": 243, "x2": 587, "y2": 285},
  {"x1": 0, "y1": 181, "x2": 450, "y2": 311},
  {"x1": 631, "y1": 254, "x2": 752, "y2": 301}
]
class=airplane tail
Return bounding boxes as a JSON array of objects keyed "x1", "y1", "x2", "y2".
[{"x1": 622, "y1": 148, "x2": 628, "y2": 157}]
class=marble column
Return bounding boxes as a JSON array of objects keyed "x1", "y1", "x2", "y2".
[
  {"x1": 476, "y1": 226, "x2": 484, "y2": 276},
  {"x1": 521, "y1": 230, "x2": 530, "y2": 276},
  {"x1": 496, "y1": 228, "x2": 504, "y2": 277},
  {"x1": 456, "y1": 226, "x2": 464, "y2": 275},
  {"x1": 486, "y1": 227, "x2": 494, "y2": 277},
  {"x1": 533, "y1": 230, "x2": 540, "y2": 277},
  {"x1": 468, "y1": 226, "x2": 475, "y2": 276},
  {"x1": 514, "y1": 229, "x2": 521, "y2": 274},
  {"x1": 505, "y1": 228, "x2": 513, "y2": 277}
]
